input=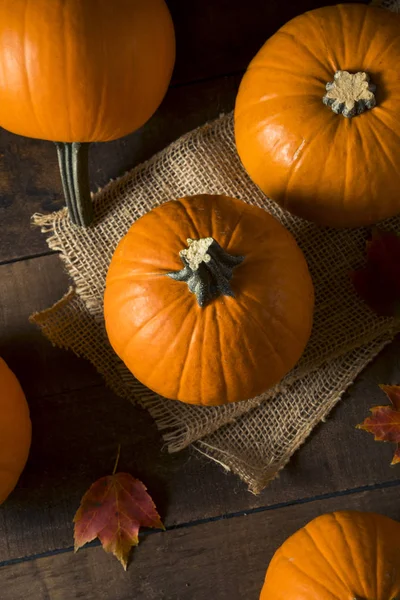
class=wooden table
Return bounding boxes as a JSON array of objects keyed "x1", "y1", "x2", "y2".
[{"x1": 2, "y1": 1, "x2": 399, "y2": 598}]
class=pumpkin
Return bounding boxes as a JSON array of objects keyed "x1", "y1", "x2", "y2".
[
  {"x1": 0, "y1": 0, "x2": 175, "y2": 226},
  {"x1": 234, "y1": 4, "x2": 400, "y2": 228},
  {"x1": 104, "y1": 194, "x2": 314, "y2": 406},
  {"x1": 0, "y1": 357, "x2": 31, "y2": 504},
  {"x1": 260, "y1": 510, "x2": 400, "y2": 600}
]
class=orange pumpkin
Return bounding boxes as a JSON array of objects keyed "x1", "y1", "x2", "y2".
[
  {"x1": 0, "y1": 357, "x2": 31, "y2": 504},
  {"x1": 260, "y1": 510, "x2": 400, "y2": 600},
  {"x1": 0, "y1": 0, "x2": 175, "y2": 225},
  {"x1": 235, "y1": 4, "x2": 400, "y2": 228},
  {"x1": 104, "y1": 194, "x2": 314, "y2": 406}
]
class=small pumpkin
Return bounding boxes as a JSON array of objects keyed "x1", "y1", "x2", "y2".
[
  {"x1": 260, "y1": 510, "x2": 400, "y2": 600},
  {"x1": 235, "y1": 4, "x2": 400, "y2": 228},
  {"x1": 104, "y1": 194, "x2": 314, "y2": 406},
  {"x1": 0, "y1": 357, "x2": 31, "y2": 504},
  {"x1": 0, "y1": 0, "x2": 175, "y2": 226}
]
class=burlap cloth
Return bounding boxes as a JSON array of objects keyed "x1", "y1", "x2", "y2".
[{"x1": 31, "y1": 0, "x2": 400, "y2": 494}]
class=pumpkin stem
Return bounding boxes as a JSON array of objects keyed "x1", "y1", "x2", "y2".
[
  {"x1": 322, "y1": 70, "x2": 376, "y2": 118},
  {"x1": 55, "y1": 141, "x2": 93, "y2": 227},
  {"x1": 168, "y1": 237, "x2": 244, "y2": 307}
]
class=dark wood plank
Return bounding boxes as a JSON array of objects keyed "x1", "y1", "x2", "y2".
[
  {"x1": 1, "y1": 484, "x2": 399, "y2": 600},
  {"x1": 0, "y1": 74, "x2": 241, "y2": 264},
  {"x1": 0, "y1": 255, "x2": 100, "y2": 397},
  {"x1": 168, "y1": 0, "x2": 367, "y2": 85},
  {"x1": 1, "y1": 254, "x2": 400, "y2": 564}
]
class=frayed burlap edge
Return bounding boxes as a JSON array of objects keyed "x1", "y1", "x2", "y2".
[
  {"x1": 30, "y1": 286, "x2": 400, "y2": 496},
  {"x1": 29, "y1": 287, "x2": 400, "y2": 462}
]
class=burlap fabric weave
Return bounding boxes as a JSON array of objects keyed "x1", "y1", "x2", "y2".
[{"x1": 31, "y1": 0, "x2": 400, "y2": 494}]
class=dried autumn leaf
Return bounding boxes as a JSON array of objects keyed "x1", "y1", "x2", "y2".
[
  {"x1": 357, "y1": 384, "x2": 400, "y2": 465},
  {"x1": 74, "y1": 459, "x2": 163, "y2": 570},
  {"x1": 392, "y1": 445, "x2": 400, "y2": 466},
  {"x1": 351, "y1": 228, "x2": 400, "y2": 317}
]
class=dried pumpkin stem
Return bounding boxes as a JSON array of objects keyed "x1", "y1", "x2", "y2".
[
  {"x1": 168, "y1": 237, "x2": 244, "y2": 307},
  {"x1": 323, "y1": 70, "x2": 376, "y2": 118},
  {"x1": 55, "y1": 141, "x2": 93, "y2": 227}
]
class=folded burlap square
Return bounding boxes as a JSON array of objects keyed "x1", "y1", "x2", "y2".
[{"x1": 31, "y1": 0, "x2": 400, "y2": 493}]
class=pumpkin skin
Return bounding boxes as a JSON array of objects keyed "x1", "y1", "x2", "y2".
[
  {"x1": 235, "y1": 4, "x2": 400, "y2": 228},
  {"x1": 0, "y1": 358, "x2": 31, "y2": 505},
  {"x1": 260, "y1": 510, "x2": 400, "y2": 600},
  {"x1": 0, "y1": 0, "x2": 175, "y2": 142},
  {"x1": 104, "y1": 194, "x2": 314, "y2": 406}
]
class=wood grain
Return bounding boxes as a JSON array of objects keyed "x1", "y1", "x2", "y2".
[
  {"x1": 0, "y1": 2, "x2": 393, "y2": 597},
  {"x1": 1, "y1": 254, "x2": 400, "y2": 564},
  {"x1": 0, "y1": 255, "x2": 99, "y2": 397},
  {"x1": 1, "y1": 484, "x2": 398, "y2": 600}
]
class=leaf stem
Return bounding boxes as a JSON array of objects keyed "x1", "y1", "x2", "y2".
[{"x1": 112, "y1": 444, "x2": 121, "y2": 475}]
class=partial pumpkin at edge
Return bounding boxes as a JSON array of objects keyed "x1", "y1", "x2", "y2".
[
  {"x1": 0, "y1": 0, "x2": 176, "y2": 226},
  {"x1": 234, "y1": 3, "x2": 400, "y2": 228},
  {"x1": 0, "y1": 357, "x2": 32, "y2": 505},
  {"x1": 260, "y1": 510, "x2": 400, "y2": 599}
]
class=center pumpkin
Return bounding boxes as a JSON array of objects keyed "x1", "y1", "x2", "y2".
[{"x1": 104, "y1": 194, "x2": 314, "y2": 406}]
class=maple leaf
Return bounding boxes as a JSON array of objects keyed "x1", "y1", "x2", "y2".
[
  {"x1": 357, "y1": 384, "x2": 400, "y2": 465},
  {"x1": 74, "y1": 448, "x2": 164, "y2": 570},
  {"x1": 351, "y1": 228, "x2": 400, "y2": 317}
]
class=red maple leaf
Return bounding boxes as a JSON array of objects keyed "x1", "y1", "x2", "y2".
[
  {"x1": 74, "y1": 448, "x2": 164, "y2": 569},
  {"x1": 351, "y1": 228, "x2": 400, "y2": 317},
  {"x1": 357, "y1": 384, "x2": 400, "y2": 465}
]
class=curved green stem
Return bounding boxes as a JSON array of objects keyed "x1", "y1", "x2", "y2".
[
  {"x1": 55, "y1": 142, "x2": 93, "y2": 227},
  {"x1": 168, "y1": 237, "x2": 244, "y2": 307}
]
